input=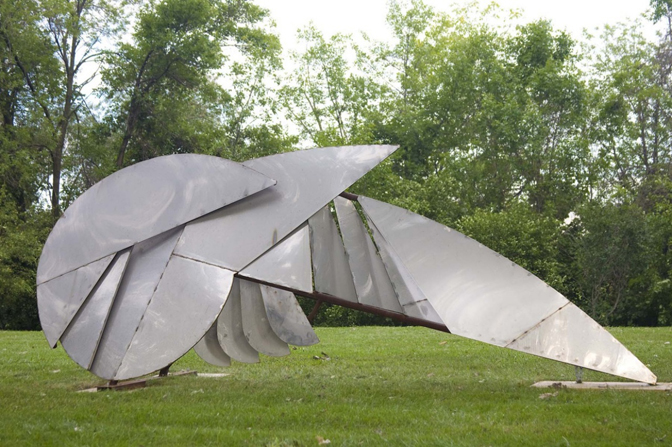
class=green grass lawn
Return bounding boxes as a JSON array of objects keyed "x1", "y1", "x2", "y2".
[{"x1": 0, "y1": 327, "x2": 670, "y2": 446}]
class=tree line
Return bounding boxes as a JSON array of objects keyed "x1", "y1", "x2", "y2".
[{"x1": 1, "y1": 0, "x2": 671, "y2": 330}]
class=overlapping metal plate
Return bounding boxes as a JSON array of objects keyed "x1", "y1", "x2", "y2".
[
  {"x1": 216, "y1": 279, "x2": 260, "y2": 363},
  {"x1": 334, "y1": 197, "x2": 403, "y2": 313},
  {"x1": 194, "y1": 321, "x2": 232, "y2": 367},
  {"x1": 308, "y1": 205, "x2": 358, "y2": 302},
  {"x1": 240, "y1": 279, "x2": 291, "y2": 357},
  {"x1": 174, "y1": 145, "x2": 398, "y2": 271},
  {"x1": 37, "y1": 154, "x2": 276, "y2": 284},
  {"x1": 61, "y1": 250, "x2": 131, "y2": 369},
  {"x1": 37, "y1": 254, "x2": 115, "y2": 348},
  {"x1": 259, "y1": 284, "x2": 319, "y2": 346}
]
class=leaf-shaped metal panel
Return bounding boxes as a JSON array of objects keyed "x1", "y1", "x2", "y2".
[
  {"x1": 308, "y1": 205, "x2": 358, "y2": 302},
  {"x1": 37, "y1": 254, "x2": 115, "y2": 348},
  {"x1": 239, "y1": 225, "x2": 313, "y2": 293},
  {"x1": 174, "y1": 145, "x2": 398, "y2": 271},
  {"x1": 259, "y1": 285, "x2": 319, "y2": 346},
  {"x1": 61, "y1": 250, "x2": 131, "y2": 369},
  {"x1": 115, "y1": 256, "x2": 234, "y2": 380},
  {"x1": 240, "y1": 279, "x2": 290, "y2": 357},
  {"x1": 193, "y1": 321, "x2": 231, "y2": 367},
  {"x1": 90, "y1": 227, "x2": 183, "y2": 379},
  {"x1": 507, "y1": 303, "x2": 657, "y2": 384},
  {"x1": 334, "y1": 197, "x2": 403, "y2": 313},
  {"x1": 38, "y1": 154, "x2": 276, "y2": 284},
  {"x1": 217, "y1": 279, "x2": 259, "y2": 364},
  {"x1": 359, "y1": 196, "x2": 569, "y2": 346}
]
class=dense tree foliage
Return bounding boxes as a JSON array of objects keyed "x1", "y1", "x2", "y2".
[{"x1": 1, "y1": 0, "x2": 670, "y2": 329}]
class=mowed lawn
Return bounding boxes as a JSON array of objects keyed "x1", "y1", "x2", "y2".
[{"x1": 0, "y1": 327, "x2": 670, "y2": 446}]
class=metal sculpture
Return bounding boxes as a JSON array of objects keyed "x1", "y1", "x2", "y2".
[{"x1": 36, "y1": 145, "x2": 657, "y2": 384}]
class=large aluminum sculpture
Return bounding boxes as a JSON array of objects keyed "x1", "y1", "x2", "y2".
[{"x1": 36, "y1": 145, "x2": 657, "y2": 384}]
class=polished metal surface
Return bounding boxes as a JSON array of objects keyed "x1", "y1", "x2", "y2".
[
  {"x1": 359, "y1": 196, "x2": 569, "y2": 346},
  {"x1": 403, "y1": 300, "x2": 443, "y2": 325},
  {"x1": 259, "y1": 284, "x2": 319, "y2": 346},
  {"x1": 239, "y1": 279, "x2": 290, "y2": 357},
  {"x1": 239, "y1": 224, "x2": 313, "y2": 293},
  {"x1": 334, "y1": 197, "x2": 403, "y2": 313},
  {"x1": 366, "y1": 217, "x2": 426, "y2": 307},
  {"x1": 90, "y1": 227, "x2": 183, "y2": 379},
  {"x1": 174, "y1": 145, "x2": 398, "y2": 271},
  {"x1": 308, "y1": 205, "x2": 358, "y2": 302},
  {"x1": 115, "y1": 256, "x2": 234, "y2": 380},
  {"x1": 61, "y1": 250, "x2": 131, "y2": 369},
  {"x1": 507, "y1": 303, "x2": 657, "y2": 384},
  {"x1": 216, "y1": 278, "x2": 260, "y2": 364},
  {"x1": 37, "y1": 254, "x2": 115, "y2": 348},
  {"x1": 37, "y1": 154, "x2": 275, "y2": 284},
  {"x1": 194, "y1": 321, "x2": 232, "y2": 367}
]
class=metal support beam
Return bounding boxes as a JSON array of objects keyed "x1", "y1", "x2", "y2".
[
  {"x1": 236, "y1": 274, "x2": 451, "y2": 333},
  {"x1": 338, "y1": 191, "x2": 359, "y2": 201}
]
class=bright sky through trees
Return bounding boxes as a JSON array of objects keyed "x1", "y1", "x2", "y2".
[{"x1": 256, "y1": 0, "x2": 660, "y2": 49}]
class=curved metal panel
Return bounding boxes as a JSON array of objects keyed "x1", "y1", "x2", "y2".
[
  {"x1": 174, "y1": 145, "x2": 398, "y2": 271},
  {"x1": 507, "y1": 303, "x2": 657, "y2": 384},
  {"x1": 239, "y1": 224, "x2": 313, "y2": 293},
  {"x1": 359, "y1": 196, "x2": 569, "y2": 346},
  {"x1": 308, "y1": 205, "x2": 358, "y2": 302},
  {"x1": 37, "y1": 154, "x2": 276, "y2": 284},
  {"x1": 217, "y1": 278, "x2": 260, "y2": 364},
  {"x1": 193, "y1": 321, "x2": 231, "y2": 367},
  {"x1": 334, "y1": 197, "x2": 403, "y2": 313},
  {"x1": 61, "y1": 250, "x2": 131, "y2": 369},
  {"x1": 37, "y1": 254, "x2": 115, "y2": 348},
  {"x1": 115, "y1": 256, "x2": 234, "y2": 380},
  {"x1": 259, "y1": 285, "x2": 319, "y2": 346},
  {"x1": 90, "y1": 227, "x2": 183, "y2": 379},
  {"x1": 239, "y1": 279, "x2": 290, "y2": 357}
]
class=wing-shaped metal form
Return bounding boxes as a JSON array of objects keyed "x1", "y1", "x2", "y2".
[
  {"x1": 358, "y1": 195, "x2": 657, "y2": 384},
  {"x1": 37, "y1": 145, "x2": 657, "y2": 385},
  {"x1": 174, "y1": 145, "x2": 398, "y2": 271},
  {"x1": 37, "y1": 154, "x2": 276, "y2": 284}
]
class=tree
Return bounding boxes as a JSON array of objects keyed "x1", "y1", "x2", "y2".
[
  {"x1": 102, "y1": 0, "x2": 282, "y2": 167},
  {"x1": 1, "y1": 0, "x2": 127, "y2": 218}
]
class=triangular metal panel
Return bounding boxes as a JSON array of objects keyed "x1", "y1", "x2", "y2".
[
  {"x1": 259, "y1": 284, "x2": 319, "y2": 346},
  {"x1": 193, "y1": 320, "x2": 232, "y2": 368},
  {"x1": 239, "y1": 224, "x2": 313, "y2": 293},
  {"x1": 239, "y1": 279, "x2": 290, "y2": 357},
  {"x1": 37, "y1": 254, "x2": 115, "y2": 348},
  {"x1": 308, "y1": 205, "x2": 358, "y2": 303},
  {"x1": 174, "y1": 145, "x2": 398, "y2": 271},
  {"x1": 115, "y1": 256, "x2": 234, "y2": 380},
  {"x1": 38, "y1": 154, "x2": 275, "y2": 284},
  {"x1": 61, "y1": 250, "x2": 131, "y2": 369},
  {"x1": 507, "y1": 303, "x2": 657, "y2": 384},
  {"x1": 217, "y1": 278, "x2": 259, "y2": 364},
  {"x1": 365, "y1": 215, "x2": 427, "y2": 307},
  {"x1": 334, "y1": 197, "x2": 403, "y2": 313},
  {"x1": 90, "y1": 227, "x2": 183, "y2": 380}
]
